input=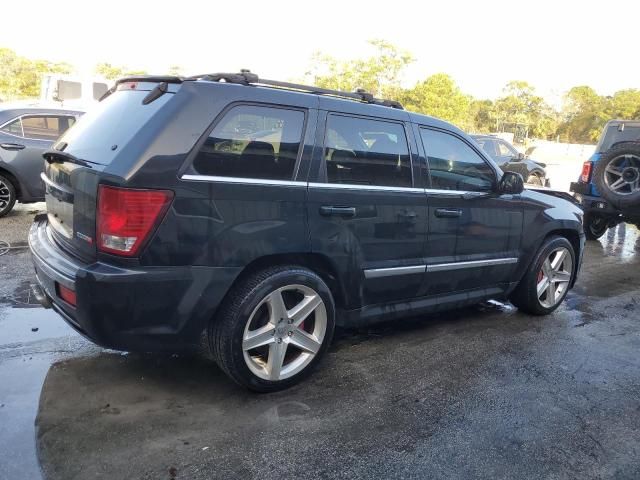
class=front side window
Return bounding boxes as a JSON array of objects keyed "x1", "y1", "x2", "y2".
[
  {"x1": 324, "y1": 114, "x2": 412, "y2": 187},
  {"x1": 476, "y1": 138, "x2": 497, "y2": 157},
  {"x1": 193, "y1": 105, "x2": 305, "y2": 180},
  {"x1": 420, "y1": 128, "x2": 496, "y2": 192},
  {"x1": 497, "y1": 141, "x2": 517, "y2": 157}
]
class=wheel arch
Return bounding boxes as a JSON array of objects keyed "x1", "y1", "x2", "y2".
[
  {"x1": 224, "y1": 252, "x2": 350, "y2": 312},
  {"x1": 0, "y1": 165, "x2": 22, "y2": 200}
]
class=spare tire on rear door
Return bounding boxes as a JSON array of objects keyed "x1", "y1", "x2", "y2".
[{"x1": 593, "y1": 142, "x2": 640, "y2": 209}]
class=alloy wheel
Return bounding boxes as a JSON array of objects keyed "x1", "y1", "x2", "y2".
[
  {"x1": 242, "y1": 284, "x2": 327, "y2": 381},
  {"x1": 604, "y1": 154, "x2": 640, "y2": 195},
  {"x1": 0, "y1": 179, "x2": 11, "y2": 210},
  {"x1": 537, "y1": 247, "x2": 573, "y2": 308}
]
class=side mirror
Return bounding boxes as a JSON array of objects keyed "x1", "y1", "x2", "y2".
[
  {"x1": 512, "y1": 152, "x2": 525, "y2": 161},
  {"x1": 498, "y1": 171, "x2": 524, "y2": 195}
]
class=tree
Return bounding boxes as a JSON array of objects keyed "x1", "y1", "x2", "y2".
[
  {"x1": 557, "y1": 86, "x2": 608, "y2": 143},
  {"x1": 95, "y1": 62, "x2": 147, "y2": 80},
  {"x1": 608, "y1": 89, "x2": 640, "y2": 120},
  {"x1": 0, "y1": 47, "x2": 72, "y2": 100},
  {"x1": 305, "y1": 39, "x2": 414, "y2": 98},
  {"x1": 402, "y1": 74, "x2": 472, "y2": 129},
  {"x1": 493, "y1": 81, "x2": 557, "y2": 139}
]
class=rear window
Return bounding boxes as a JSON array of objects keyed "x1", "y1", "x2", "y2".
[
  {"x1": 598, "y1": 124, "x2": 640, "y2": 152},
  {"x1": 54, "y1": 88, "x2": 174, "y2": 164}
]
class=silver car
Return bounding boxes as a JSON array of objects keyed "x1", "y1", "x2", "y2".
[{"x1": 0, "y1": 106, "x2": 82, "y2": 216}]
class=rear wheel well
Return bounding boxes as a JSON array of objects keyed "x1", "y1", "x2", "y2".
[
  {"x1": 227, "y1": 253, "x2": 346, "y2": 311},
  {"x1": 0, "y1": 168, "x2": 21, "y2": 200}
]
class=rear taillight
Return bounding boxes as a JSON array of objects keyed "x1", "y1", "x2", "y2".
[
  {"x1": 56, "y1": 283, "x2": 77, "y2": 307},
  {"x1": 97, "y1": 185, "x2": 173, "y2": 257},
  {"x1": 580, "y1": 161, "x2": 593, "y2": 183}
]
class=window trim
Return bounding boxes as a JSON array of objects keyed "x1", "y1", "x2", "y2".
[
  {"x1": 0, "y1": 113, "x2": 78, "y2": 141},
  {"x1": 183, "y1": 101, "x2": 309, "y2": 182},
  {"x1": 418, "y1": 126, "x2": 499, "y2": 192},
  {"x1": 320, "y1": 112, "x2": 415, "y2": 190}
]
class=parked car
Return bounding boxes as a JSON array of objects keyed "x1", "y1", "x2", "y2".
[
  {"x1": 472, "y1": 134, "x2": 549, "y2": 186},
  {"x1": 30, "y1": 72, "x2": 584, "y2": 392},
  {"x1": 0, "y1": 106, "x2": 83, "y2": 216},
  {"x1": 570, "y1": 120, "x2": 640, "y2": 239}
]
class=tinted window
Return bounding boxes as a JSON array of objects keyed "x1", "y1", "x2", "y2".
[
  {"x1": 1, "y1": 118, "x2": 22, "y2": 136},
  {"x1": 193, "y1": 105, "x2": 304, "y2": 180},
  {"x1": 497, "y1": 141, "x2": 516, "y2": 157},
  {"x1": 475, "y1": 138, "x2": 497, "y2": 157},
  {"x1": 325, "y1": 114, "x2": 412, "y2": 187},
  {"x1": 599, "y1": 125, "x2": 640, "y2": 152},
  {"x1": 420, "y1": 128, "x2": 495, "y2": 191},
  {"x1": 2, "y1": 116, "x2": 73, "y2": 141}
]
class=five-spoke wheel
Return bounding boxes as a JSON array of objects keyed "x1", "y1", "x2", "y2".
[
  {"x1": 242, "y1": 284, "x2": 327, "y2": 381},
  {"x1": 510, "y1": 235, "x2": 576, "y2": 315},
  {"x1": 209, "y1": 266, "x2": 335, "y2": 392}
]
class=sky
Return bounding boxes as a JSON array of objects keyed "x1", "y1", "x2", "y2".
[{"x1": 2, "y1": 0, "x2": 639, "y2": 104}]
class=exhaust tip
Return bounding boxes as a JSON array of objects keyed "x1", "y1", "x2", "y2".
[{"x1": 30, "y1": 283, "x2": 52, "y2": 309}]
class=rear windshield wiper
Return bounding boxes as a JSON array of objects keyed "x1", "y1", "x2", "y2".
[{"x1": 43, "y1": 150, "x2": 93, "y2": 169}]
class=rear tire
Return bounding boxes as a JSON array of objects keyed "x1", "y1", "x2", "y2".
[
  {"x1": 0, "y1": 174, "x2": 17, "y2": 218},
  {"x1": 593, "y1": 143, "x2": 640, "y2": 209},
  {"x1": 583, "y1": 213, "x2": 609, "y2": 240},
  {"x1": 510, "y1": 236, "x2": 575, "y2": 315},
  {"x1": 209, "y1": 265, "x2": 335, "y2": 392}
]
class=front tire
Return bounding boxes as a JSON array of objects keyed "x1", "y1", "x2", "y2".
[
  {"x1": 0, "y1": 174, "x2": 17, "y2": 217},
  {"x1": 510, "y1": 236, "x2": 575, "y2": 315},
  {"x1": 209, "y1": 266, "x2": 335, "y2": 392}
]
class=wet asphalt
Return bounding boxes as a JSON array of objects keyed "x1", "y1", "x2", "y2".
[{"x1": 0, "y1": 204, "x2": 639, "y2": 480}]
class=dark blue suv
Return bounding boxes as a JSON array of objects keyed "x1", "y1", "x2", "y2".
[
  {"x1": 570, "y1": 120, "x2": 640, "y2": 239},
  {"x1": 29, "y1": 72, "x2": 584, "y2": 391}
]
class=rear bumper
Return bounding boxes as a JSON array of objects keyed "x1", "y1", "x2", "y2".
[
  {"x1": 570, "y1": 184, "x2": 620, "y2": 216},
  {"x1": 29, "y1": 214, "x2": 241, "y2": 351}
]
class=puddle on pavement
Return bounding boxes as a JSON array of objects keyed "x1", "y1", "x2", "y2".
[
  {"x1": 0, "y1": 305, "x2": 83, "y2": 480},
  {"x1": 0, "y1": 306, "x2": 77, "y2": 345}
]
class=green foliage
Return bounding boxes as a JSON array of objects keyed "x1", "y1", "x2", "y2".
[
  {"x1": 95, "y1": 62, "x2": 147, "y2": 80},
  {"x1": 402, "y1": 74, "x2": 472, "y2": 129},
  {"x1": 0, "y1": 48, "x2": 72, "y2": 100},
  {"x1": 306, "y1": 39, "x2": 414, "y2": 98}
]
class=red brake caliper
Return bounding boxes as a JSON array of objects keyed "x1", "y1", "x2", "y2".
[{"x1": 537, "y1": 269, "x2": 544, "y2": 283}]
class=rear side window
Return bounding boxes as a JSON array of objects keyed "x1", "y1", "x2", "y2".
[
  {"x1": 420, "y1": 128, "x2": 495, "y2": 192},
  {"x1": 0, "y1": 115, "x2": 76, "y2": 140},
  {"x1": 193, "y1": 105, "x2": 304, "y2": 181},
  {"x1": 324, "y1": 114, "x2": 412, "y2": 187},
  {"x1": 1, "y1": 118, "x2": 22, "y2": 136}
]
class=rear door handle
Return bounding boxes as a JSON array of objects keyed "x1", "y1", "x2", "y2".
[
  {"x1": 0, "y1": 143, "x2": 25, "y2": 150},
  {"x1": 434, "y1": 208, "x2": 462, "y2": 218},
  {"x1": 320, "y1": 206, "x2": 357, "y2": 217}
]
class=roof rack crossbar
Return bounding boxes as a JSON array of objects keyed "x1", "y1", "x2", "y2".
[{"x1": 186, "y1": 71, "x2": 404, "y2": 109}]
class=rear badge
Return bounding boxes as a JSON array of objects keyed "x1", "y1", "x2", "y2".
[{"x1": 76, "y1": 232, "x2": 94, "y2": 244}]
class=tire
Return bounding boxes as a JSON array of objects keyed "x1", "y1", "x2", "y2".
[
  {"x1": 0, "y1": 174, "x2": 17, "y2": 218},
  {"x1": 593, "y1": 143, "x2": 640, "y2": 209},
  {"x1": 526, "y1": 172, "x2": 544, "y2": 186},
  {"x1": 510, "y1": 236, "x2": 575, "y2": 315},
  {"x1": 209, "y1": 265, "x2": 335, "y2": 392},
  {"x1": 583, "y1": 213, "x2": 609, "y2": 240}
]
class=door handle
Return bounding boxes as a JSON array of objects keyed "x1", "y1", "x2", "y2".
[
  {"x1": 319, "y1": 206, "x2": 357, "y2": 217},
  {"x1": 434, "y1": 208, "x2": 462, "y2": 218},
  {"x1": 0, "y1": 143, "x2": 25, "y2": 150}
]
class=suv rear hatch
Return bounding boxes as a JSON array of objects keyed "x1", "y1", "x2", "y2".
[{"x1": 43, "y1": 79, "x2": 181, "y2": 261}]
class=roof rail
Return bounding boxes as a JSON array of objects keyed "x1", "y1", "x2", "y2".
[{"x1": 184, "y1": 70, "x2": 404, "y2": 110}]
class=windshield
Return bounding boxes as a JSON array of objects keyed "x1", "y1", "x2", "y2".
[{"x1": 54, "y1": 88, "x2": 174, "y2": 164}]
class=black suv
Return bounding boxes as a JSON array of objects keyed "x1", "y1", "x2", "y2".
[{"x1": 30, "y1": 72, "x2": 584, "y2": 391}]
